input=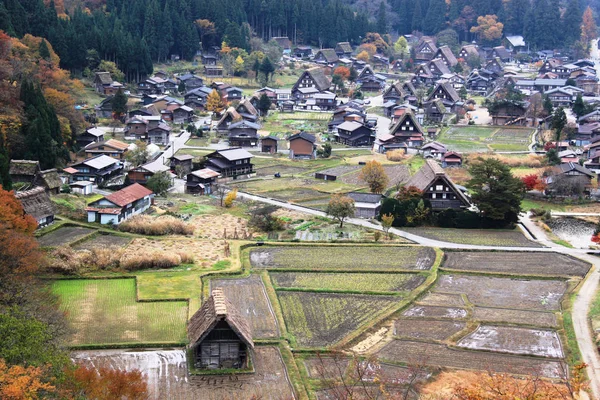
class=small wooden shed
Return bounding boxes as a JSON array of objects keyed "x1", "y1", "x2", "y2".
[
  {"x1": 187, "y1": 288, "x2": 254, "y2": 370},
  {"x1": 261, "y1": 136, "x2": 279, "y2": 154}
]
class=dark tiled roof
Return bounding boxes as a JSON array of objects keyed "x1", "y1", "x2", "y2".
[
  {"x1": 288, "y1": 131, "x2": 316, "y2": 143},
  {"x1": 347, "y1": 192, "x2": 382, "y2": 203}
]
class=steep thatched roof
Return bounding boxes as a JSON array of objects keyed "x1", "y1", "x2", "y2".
[
  {"x1": 307, "y1": 67, "x2": 331, "y2": 92},
  {"x1": 188, "y1": 288, "x2": 254, "y2": 348},
  {"x1": 9, "y1": 160, "x2": 40, "y2": 177},
  {"x1": 15, "y1": 186, "x2": 55, "y2": 221},
  {"x1": 39, "y1": 169, "x2": 61, "y2": 191},
  {"x1": 95, "y1": 71, "x2": 113, "y2": 85},
  {"x1": 435, "y1": 46, "x2": 458, "y2": 67},
  {"x1": 315, "y1": 48, "x2": 339, "y2": 63},
  {"x1": 404, "y1": 159, "x2": 470, "y2": 205},
  {"x1": 236, "y1": 98, "x2": 258, "y2": 117}
]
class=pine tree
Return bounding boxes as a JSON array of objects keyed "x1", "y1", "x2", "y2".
[
  {"x1": 112, "y1": 89, "x2": 128, "y2": 119},
  {"x1": 573, "y1": 93, "x2": 586, "y2": 118},
  {"x1": 543, "y1": 95, "x2": 553, "y2": 115},
  {"x1": 563, "y1": 0, "x2": 582, "y2": 45},
  {"x1": 0, "y1": 134, "x2": 11, "y2": 190},
  {"x1": 257, "y1": 93, "x2": 271, "y2": 116},
  {"x1": 260, "y1": 57, "x2": 275, "y2": 82},
  {"x1": 38, "y1": 39, "x2": 50, "y2": 60},
  {"x1": 377, "y1": 1, "x2": 388, "y2": 34},
  {"x1": 424, "y1": 0, "x2": 447, "y2": 35},
  {"x1": 412, "y1": 0, "x2": 424, "y2": 32}
]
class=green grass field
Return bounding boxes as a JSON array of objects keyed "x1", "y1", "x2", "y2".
[
  {"x1": 52, "y1": 279, "x2": 188, "y2": 345},
  {"x1": 438, "y1": 126, "x2": 533, "y2": 153}
]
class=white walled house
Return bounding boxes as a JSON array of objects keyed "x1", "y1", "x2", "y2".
[{"x1": 85, "y1": 183, "x2": 154, "y2": 224}]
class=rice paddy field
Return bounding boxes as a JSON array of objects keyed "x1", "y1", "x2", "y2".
[
  {"x1": 403, "y1": 227, "x2": 540, "y2": 247},
  {"x1": 38, "y1": 226, "x2": 97, "y2": 247},
  {"x1": 438, "y1": 126, "x2": 534, "y2": 152},
  {"x1": 52, "y1": 279, "x2": 188, "y2": 345},
  {"x1": 250, "y1": 245, "x2": 437, "y2": 271}
]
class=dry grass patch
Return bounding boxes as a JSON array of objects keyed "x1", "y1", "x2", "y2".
[
  {"x1": 190, "y1": 213, "x2": 252, "y2": 239},
  {"x1": 122, "y1": 238, "x2": 226, "y2": 268},
  {"x1": 118, "y1": 215, "x2": 194, "y2": 236},
  {"x1": 466, "y1": 153, "x2": 546, "y2": 168}
]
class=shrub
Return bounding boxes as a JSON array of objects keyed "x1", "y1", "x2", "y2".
[
  {"x1": 47, "y1": 246, "x2": 82, "y2": 274},
  {"x1": 47, "y1": 246, "x2": 124, "y2": 273},
  {"x1": 224, "y1": 189, "x2": 237, "y2": 208},
  {"x1": 120, "y1": 252, "x2": 181, "y2": 271},
  {"x1": 373, "y1": 231, "x2": 381, "y2": 242},
  {"x1": 118, "y1": 215, "x2": 194, "y2": 236},
  {"x1": 386, "y1": 149, "x2": 405, "y2": 161}
]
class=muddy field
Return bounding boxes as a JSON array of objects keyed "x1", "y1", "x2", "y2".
[
  {"x1": 376, "y1": 340, "x2": 565, "y2": 379},
  {"x1": 270, "y1": 272, "x2": 425, "y2": 293},
  {"x1": 457, "y1": 325, "x2": 563, "y2": 358},
  {"x1": 416, "y1": 292, "x2": 465, "y2": 307},
  {"x1": 402, "y1": 305, "x2": 468, "y2": 319},
  {"x1": 435, "y1": 275, "x2": 567, "y2": 311},
  {"x1": 443, "y1": 251, "x2": 590, "y2": 277},
  {"x1": 250, "y1": 246, "x2": 436, "y2": 271},
  {"x1": 73, "y1": 233, "x2": 131, "y2": 251},
  {"x1": 394, "y1": 319, "x2": 466, "y2": 341},
  {"x1": 38, "y1": 226, "x2": 96, "y2": 247},
  {"x1": 210, "y1": 275, "x2": 279, "y2": 339},
  {"x1": 473, "y1": 307, "x2": 558, "y2": 328},
  {"x1": 277, "y1": 291, "x2": 399, "y2": 347},
  {"x1": 122, "y1": 238, "x2": 227, "y2": 266},
  {"x1": 71, "y1": 346, "x2": 295, "y2": 400}
]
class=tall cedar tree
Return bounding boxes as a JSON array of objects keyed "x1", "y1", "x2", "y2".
[
  {"x1": 111, "y1": 88, "x2": 128, "y2": 119},
  {"x1": 424, "y1": 0, "x2": 447, "y2": 35},
  {"x1": 563, "y1": 0, "x2": 583, "y2": 45},
  {"x1": 551, "y1": 107, "x2": 567, "y2": 142},
  {"x1": 412, "y1": 0, "x2": 424, "y2": 32},
  {"x1": 260, "y1": 57, "x2": 275, "y2": 82},
  {"x1": 257, "y1": 93, "x2": 271, "y2": 116},
  {"x1": 573, "y1": 93, "x2": 586, "y2": 118},
  {"x1": 377, "y1": 1, "x2": 388, "y2": 34},
  {"x1": 467, "y1": 157, "x2": 525, "y2": 226}
]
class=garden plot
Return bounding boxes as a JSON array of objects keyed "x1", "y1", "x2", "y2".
[
  {"x1": 72, "y1": 233, "x2": 131, "y2": 251},
  {"x1": 435, "y1": 275, "x2": 567, "y2": 311},
  {"x1": 250, "y1": 246, "x2": 436, "y2": 271},
  {"x1": 190, "y1": 213, "x2": 251, "y2": 239},
  {"x1": 122, "y1": 238, "x2": 227, "y2": 266},
  {"x1": 443, "y1": 251, "x2": 590, "y2": 277},
  {"x1": 256, "y1": 165, "x2": 307, "y2": 176},
  {"x1": 457, "y1": 325, "x2": 563, "y2": 358},
  {"x1": 377, "y1": 340, "x2": 565, "y2": 379},
  {"x1": 341, "y1": 165, "x2": 410, "y2": 188},
  {"x1": 52, "y1": 279, "x2": 187, "y2": 345},
  {"x1": 402, "y1": 305, "x2": 467, "y2": 319},
  {"x1": 210, "y1": 275, "x2": 279, "y2": 339},
  {"x1": 473, "y1": 307, "x2": 558, "y2": 328},
  {"x1": 316, "y1": 165, "x2": 361, "y2": 179},
  {"x1": 489, "y1": 128, "x2": 534, "y2": 151},
  {"x1": 394, "y1": 319, "x2": 466, "y2": 341},
  {"x1": 303, "y1": 357, "x2": 350, "y2": 379},
  {"x1": 316, "y1": 386, "x2": 415, "y2": 400},
  {"x1": 416, "y1": 292, "x2": 465, "y2": 307},
  {"x1": 277, "y1": 291, "x2": 399, "y2": 347},
  {"x1": 403, "y1": 227, "x2": 540, "y2": 247},
  {"x1": 38, "y1": 226, "x2": 96, "y2": 247},
  {"x1": 267, "y1": 188, "x2": 331, "y2": 203},
  {"x1": 270, "y1": 272, "x2": 425, "y2": 293}
]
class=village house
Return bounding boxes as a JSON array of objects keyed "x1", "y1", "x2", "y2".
[
  {"x1": 489, "y1": 46, "x2": 512, "y2": 63},
  {"x1": 127, "y1": 162, "x2": 174, "y2": 187},
  {"x1": 328, "y1": 106, "x2": 366, "y2": 131},
  {"x1": 69, "y1": 181, "x2": 94, "y2": 195},
  {"x1": 187, "y1": 288, "x2": 253, "y2": 370},
  {"x1": 138, "y1": 77, "x2": 166, "y2": 95},
  {"x1": 357, "y1": 67, "x2": 386, "y2": 92},
  {"x1": 545, "y1": 86, "x2": 584, "y2": 108},
  {"x1": 488, "y1": 100, "x2": 529, "y2": 126},
  {"x1": 421, "y1": 142, "x2": 447, "y2": 159},
  {"x1": 347, "y1": 192, "x2": 382, "y2": 219},
  {"x1": 404, "y1": 159, "x2": 471, "y2": 211},
  {"x1": 414, "y1": 38, "x2": 438, "y2": 63},
  {"x1": 84, "y1": 139, "x2": 129, "y2": 160},
  {"x1": 292, "y1": 68, "x2": 331, "y2": 100},
  {"x1": 95, "y1": 96, "x2": 115, "y2": 119},
  {"x1": 424, "y1": 82, "x2": 461, "y2": 123},
  {"x1": 202, "y1": 54, "x2": 218, "y2": 65},
  {"x1": 69, "y1": 155, "x2": 124, "y2": 185},
  {"x1": 94, "y1": 72, "x2": 123, "y2": 95},
  {"x1": 203, "y1": 148, "x2": 254, "y2": 178},
  {"x1": 504, "y1": 35, "x2": 526, "y2": 53},
  {"x1": 484, "y1": 58, "x2": 505, "y2": 75},
  {"x1": 216, "y1": 107, "x2": 243, "y2": 132},
  {"x1": 227, "y1": 120, "x2": 260, "y2": 147},
  {"x1": 77, "y1": 127, "x2": 105, "y2": 148},
  {"x1": 545, "y1": 162, "x2": 595, "y2": 196},
  {"x1": 374, "y1": 111, "x2": 424, "y2": 153},
  {"x1": 15, "y1": 187, "x2": 56, "y2": 228},
  {"x1": 383, "y1": 82, "x2": 404, "y2": 105},
  {"x1": 260, "y1": 136, "x2": 279, "y2": 154},
  {"x1": 441, "y1": 151, "x2": 463, "y2": 168},
  {"x1": 85, "y1": 183, "x2": 154, "y2": 225},
  {"x1": 293, "y1": 46, "x2": 312, "y2": 58},
  {"x1": 313, "y1": 49, "x2": 339, "y2": 65},
  {"x1": 288, "y1": 132, "x2": 317, "y2": 160},
  {"x1": 124, "y1": 115, "x2": 171, "y2": 145},
  {"x1": 413, "y1": 59, "x2": 450, "y2": 85},
  {"x1": 185, "y1": 86, "x2": 213, "y2": 110},
  {"x1": 335, "y1": 121, "x2": 375, "y2": 146},
  {"x1": 186, "y1": 168, "x2": 220, "y2": 195},
  {"x1": 169, "y1": 154, "x2": 194, "y2": 175},
  {"x1": 272, "y1": 37, "x2": 292, "y2": 53},
  {"x1": 433, "y1": 46, "x2": 458, "y2": 68},
  {"x1": 335, "y1": 42, "x2": 353, "y2": 58},
  {"x1": 204, "y1": 65, "x2": 224, "y2": 77},
  {"x1": 458, "y1": 44, "x2": 481, "y2": 60},
  {"x1": 313, "y1": 92, "x2": 338, "y2": 111},
  {"x1": 466, "y1": 70, "x2": 494, "y2": 94},
  {"x1": 178, "y1": 73, "x2": 204, "y2": 91},
  {"x1": 9, "y1": 160, "x2": 61, "y2": 195}
]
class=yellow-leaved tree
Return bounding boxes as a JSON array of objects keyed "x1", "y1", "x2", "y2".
[{"x1": 206, "y1": 89, "x2": 225, "y2": 113}]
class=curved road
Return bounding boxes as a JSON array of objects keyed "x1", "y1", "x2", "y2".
[{"x1": 236, "y1": 190, "x2": 600, "y2": 398}]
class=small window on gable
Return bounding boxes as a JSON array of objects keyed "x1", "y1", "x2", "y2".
[{"x1": 436, "y1": 185, "x2": 443, "y2": 191}]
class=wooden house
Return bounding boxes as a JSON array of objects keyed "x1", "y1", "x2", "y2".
[
  {"x1": 485, "y1": 58, "x2": 505, "y2": 74},
  {"x1": 335, "y1": 42, "x2": 353, "y2": 58},
  {"x1": 38, "y1": 169, "x2": 62, "y2": 195},
  {"x1": 85, "y1": 183, "x2": 154, "y2": 225},
  {"x1": 458, "y1": 45, "x2": 480, "y2": 60},
  {"x1": 403, "y1": 159, "x2": 471, "y2": 210},
  {"x1": 187, "y1": 288, "x2": 253, "y2": 370},
  {"x1": 171, "y1": 105, "x2": 195, "y2": 124},
  {"x1": 545, "y1": 163, "x2": 595, "y2": 195},
  {"x1": 421, "y1": 141, "x2": 447, "y2": 159},
  {"x1": 261, "y1": 137, "x2": 279, "y2": 154},
  {"x1": 185, "y1": 86, "x2": 213, "y2": 110},
  {"x1": 77, "y1": 127, "x2": 105, "y2": 148},
  {"x1": 94, "y1": 96, "x2": 115, "y2": 119},
  {"x1": 314, "y1": 92, "x2": 337, "y2": 110},
  {"x1": 169, "y1": 154, "x2": 194, "y2": 175},
  {"x1": 202, "y1": 54, "x2": 218, "y2": 65},
  {"x1": 204, "y1": 65, "x2": 224, "y2": 77},
  {"x1": 488, "y1": 101, "x2": 528, "y2": 126},
  {"x1": 441, "y1": 151, "x2": 463, "y2": 167},
  {"x1": 383, "y1": 82, "x2": 404, "y2": 104},
  {"x1": 505, "y1": 35, "x2": 526, "y2": 53},
  {"x1": 15, "y1": 187, "x2": 56, "y2": 228},
  {"x1": 69, "y1": 155, "x2": 124, "y2": 185},
  {"x1": 84, "y1": 139, "x2": 129, "y2": 161},
  {"x1": 433, "y1": 46, "x2": 458, "y2": 68},
  {"x1": 374, "y1": 111, "x2": 424, "y2": 152},
  {"x1": 288, "y1": 132, "x2": 317, "y2": 159},
  {"x1": 138, "y1": 77, "x2": 165, "y2": 95},
  {"x1": 490, "y1": 46, "x2": 512, "y2": 62},
  {"x1": 347, "y1": 192, "x2": 382, "y2": 219},
  {"x1": 127, "y1": 162, "x2": 174, "y2": 186},
  {"x1": 9, "y1": 160, "x2": 41, "y2": 187},
  {"x1": 216, "y1": 107, "x2": 243, "y2": 132},
  {"x1": 186, "y1": 168, "x2": 220, "y2": 195},
  {"x1": 203, "y1": 148, "x2": 254, "y2": 178},
  {"x1": 293, "y1": 46, "x2": 312, "y2": 58},
  {"x1": 414, "y1": 59, "x2": 450, "y2": 85},
  {"x1": 178, "y1": 73, "x2": 204, "y2": 91},
  {"x1": 292, "y1": 68, "x2": 331, "y2": 100},
  {"x1": 415, "y1": 38, "x2": 438, "y2": 63},
  {"x1": 227, "y1": 120, "x2": 260, "y2": 147},
  {"x1": 314, "y1": 49, "x2": 339, "y2": 65},
  {"x1": 335, "y1": 121, "x2": 374, "y2": 146},
  {"x1": 94, "y1": 72, "x2": 113, "y2": 93}
]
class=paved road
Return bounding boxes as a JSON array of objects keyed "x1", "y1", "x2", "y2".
[
  {"x1": 552, "y1": 212, "x2": 600, "y2": 217},
  {"x1": 235, "y1": 190, "x2": 600, "y2": 398}
]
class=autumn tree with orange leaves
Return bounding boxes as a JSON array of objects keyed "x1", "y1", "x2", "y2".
[
  {"x1": 581, "y1": 6, "x2": 598, "y2": 55},
  {"x1": 0, "y1": 359, "x2": 55, "y2": 400},
  {"x1": 68, "y1": 365, "x2": 148, "y2": 400},
  {"x1": 333, "y1": 66, "x2": 350, "y2": 81},
  {"x1": 470, "y1": 15, "x2": 504, "y2": 45}
]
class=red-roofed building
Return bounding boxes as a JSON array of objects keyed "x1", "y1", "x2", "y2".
[{"x1": 85, "y1": 183, "x2": 154, "y2": 224}]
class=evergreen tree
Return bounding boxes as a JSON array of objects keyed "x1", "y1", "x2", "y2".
[
  {"x1": 543, "y1": 95, "x2": 553, "y2": 115},
  {"x1": 0, "y1": 134, "x2": 11, "y2": 190},
  {"x1": 424, "y1": 0, "x2": 447, "y2": 35},
  {"x1": 377, "y1": 1, "x2": 388, "y2": 34},
  {"x1": 563, "y1": 0, "x2": 583, "y2": 45},
  {"x1": 257, "y1": 93, "x2": 271, "y2": 116},
  {"x1": 573, "y1": 93, "x2": 586, "y2": 118},
  {"x1": 551, "y1": 107, "x2": 567, "y2": 142},
  {"x1": 38, "y1": 39, "x2": 50, "y2": 60},
  {"x1": 411, "y1": 0, "x2": 424, "y2": 32},
  {"x1": 112, "y1": 88, "x2": 128, "y2": 119},
  {"x1": 260, "y1": 57, "x2": 275, "y2": 82},
  {"x1": 396, "y1": 0, "x2": 410, "y2": 34}
]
